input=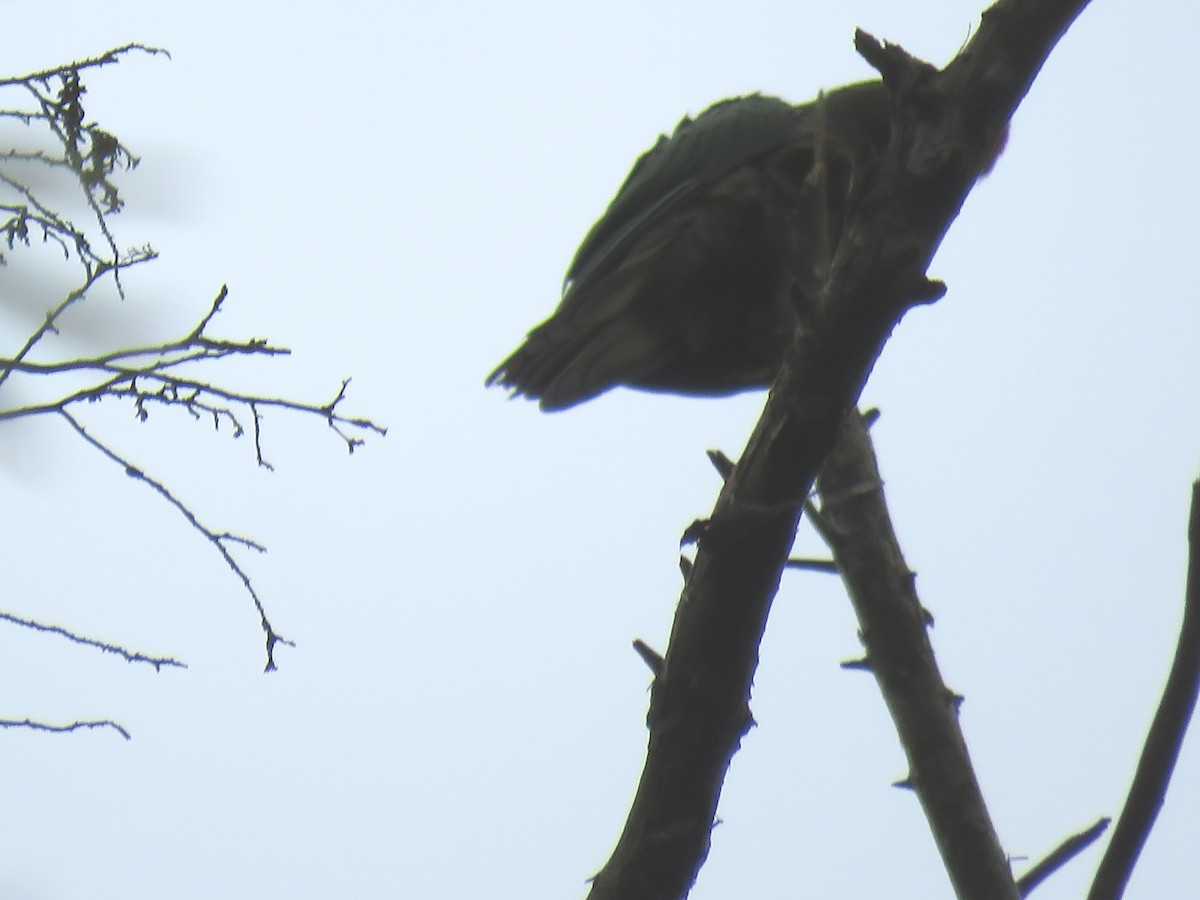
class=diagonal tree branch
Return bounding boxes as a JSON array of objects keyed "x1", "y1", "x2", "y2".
[
  {"x1": 817, "y1": 411, "x2": 1015, "y2": 897},
  {"x1": 57, "y1": 408, "x2": 293, "y2": 672},
  {"x1": 586, "y1": 1, "x2": 1092, "y2": 896},
  {"x1": 0, "y1": 44, "x2": 168, "y2": 89},
  {"x1": 1019, "y1": 817, "x2": 1110, "y2": 896}
]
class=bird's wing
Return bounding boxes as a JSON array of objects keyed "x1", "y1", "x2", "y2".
[
  {"x1": 486, "y1": 96, "x2": 819, "y2": 407},
  {"x1": 563, "y1": 94, "x2": 804, "y2": 293}
]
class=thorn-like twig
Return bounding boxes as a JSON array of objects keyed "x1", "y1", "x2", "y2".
[
  {"x1": 680, "y1": 518, "x2": 709, "y2": 547},
  {"x1": 783, "y1": 557, "x2": 839, "y2": 574},
  {"x1": 840, "y1": 657, "x2": 874, "y2": 672},
  {"x1": 705, "y1": 449, "x2": 735, "y2": 481},
  {"x1": 58, "y1": 409, "x2": 293, "y2": 671},
  {"x1": 632, "y1": 639, "x2": 664, "y2": 677}
]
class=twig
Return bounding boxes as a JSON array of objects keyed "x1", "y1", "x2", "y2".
[
  {"x1": 2, "y1": 46, "x2": 383, "y2": 689},
  {"x1": 0, "y1": 44, "x2": 168, "y2": 88},
  {"x1": 0, "y1": 718, "x2": 131, "y2": 740},
  {"x1": 0, "y1": 271, "x2": 107, "y2": 392},
  {"x1": 0, "y1": 610, "x2": 186, "y2": 670},
  {"x1": 58, "y1": 408, "x2": 294, "y2": 672},
  {"x1": 783, "y1": 557, "x2": 839, "y2": 574},
  {"x1": 1017, "y1": 817, "x2": 1109, "y2": 896}
]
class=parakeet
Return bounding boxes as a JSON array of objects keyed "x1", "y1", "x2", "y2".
[{"x1": 487, "y1": 80, "x2": 894, "y2": 411}]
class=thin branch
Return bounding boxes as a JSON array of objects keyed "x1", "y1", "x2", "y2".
[
  {"x1": 0, "y1": 44, "x2": 169, "y2": 88},
  {"x1": 817, "y1": 411, "x2": 1017, "y2": 898},
  {"x1": 188, "y1": 283, "x2": 229, "y2": 339},
  {"x1": 1086, "y1": 480, "x2": 1200, "y2": 900},
  {"x1": 0, "y1": 718, "x2": 131, "y2": 740},
  {"x1": 58, "y1": 408, "x2": 294, "y2": 672},
  {"x1": 22, "y1": 98, "x2": 126, "y2": 290},
  {"x1": 1, "y1": 48, "x2": 165, "y2": 305},
  {"x1": 783, "y1": 557, "x2": 839, "y2": 574},
  {"x1": 0, "y1": 352, "x2": 280, "y2": 396},
  {"x1": 0, "y1": 610, "x2": 186, "y2": 670},
  {"x1": 0, "y1": 313, "x2": 386, "y2": 462},
  {"x1": 0, "y1": 170, "x2": 93, "y2": 262},
  {"x1": 2, "y1": 356, "x2": 386, "y2": 461},
  {"x1": 0, "y1": 335, "x2": 288, "y2": 377},
  {"x1": 1, "y1": 284, "x2": 98, "y2": 391},
  {"x1": 1018, "y1": 817, "x2": 1110, "y2": 896},
  {"x1": 3, "y1": 47, "x2": 384, "y2": 688}
]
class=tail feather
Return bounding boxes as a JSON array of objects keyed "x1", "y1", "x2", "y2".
[
  {"x1": 487, "y1": 313, "x2": 664, "y2": 411},
  {"x1": 487, "y1": 264, "x2": 657, "y2": 410}
]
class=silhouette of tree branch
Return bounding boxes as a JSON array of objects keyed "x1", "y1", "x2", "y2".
[
  {"x1": 1018, "y1": 817, "x2": 1110, "y2": 896},
  {"x1": 0, "y1": 718, "x2": 131, "y2": 741},
  {"x1": 1, "y1": 47, "x2": 384, "y2": 690},
  {"x1": 818, "y1": 411, "x2": 1015, "y2": 897},
  {"x1": 0, "y1": 610, "x2": 187, "y2": 671},
  {"x1": 1086, "y1": 480, "x2": 1200, "y2": 899},
  {"x1": 57, "y1": 408, "x2": 294, "y2": 672},
  {"x1": 586, "y1": 0, "x2": 1090, "y2": 896}
]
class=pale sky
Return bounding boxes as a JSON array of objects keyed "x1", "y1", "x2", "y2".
[{"x1": 3, "y1": 1, "x2": 1199, "y2": 898}]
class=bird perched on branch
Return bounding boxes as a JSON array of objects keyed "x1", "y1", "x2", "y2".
[{"x1": 487, "y1": 80, "x2": 896, "y2": 412}]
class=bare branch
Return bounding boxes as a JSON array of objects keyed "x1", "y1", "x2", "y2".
[
  {"x1": 1086, "y1": 480, "x2": 1200, "y2": 899},
  {"x1": 0, "y1": 44, "x2": 169, "y2": 88},
  {"x1": 2, "y1": 45, "x2": 383, "y2": 719},
  {"x1": 782, "y1": 557, "x2": 839, "y2": 574},
  {"x1": 0, "y1": 718, "x2": 131, "y2": 740},
  {"x1": 817, "y1": 412, "x2": 1016, "y2": 897},
  {"x1": 587, "y1": 2, "x2": 1090, "y2": 895},
  {"x1": 0, "y1": 271, "x2": 109, "y2": 392},
  {"x1": 1018, "y1": 817, "x2": 1110, "y2": 896},
  {"x1": 0, "y1": 288, "x2": 386, "y2": 461},
  {"x1": 0, "y1": 610, "x2": 186, "y2": 670},
  {"x1": 57, "y1": 409, "x2": 294, "y2": 672}
]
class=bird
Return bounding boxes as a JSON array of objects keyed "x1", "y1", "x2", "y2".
[{"x1": 486, "y1": 80, "x2": 895, "y2": 412}]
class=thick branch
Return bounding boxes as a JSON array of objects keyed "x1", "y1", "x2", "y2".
[{"x1": 586, "y1": 1, "x2": 1091, "y2": 896}]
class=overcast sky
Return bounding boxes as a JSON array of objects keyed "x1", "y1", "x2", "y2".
[{"x1": 3, "y1": 1, "x2": 1199, "y2": 898}]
